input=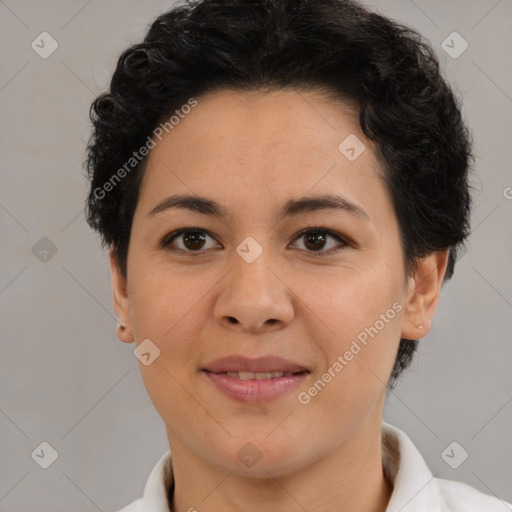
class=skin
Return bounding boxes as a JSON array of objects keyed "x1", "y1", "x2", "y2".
[{"x1": 111, "y1": 88, "x2": 449, "y2": 512}]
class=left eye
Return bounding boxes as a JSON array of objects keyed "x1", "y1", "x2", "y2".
[
  {"x1": 161, "y1": 228, "x2": 349, "y2": 255},
  {"x1": 291, "y1": 228, "x2": 349, "y2": 255}
]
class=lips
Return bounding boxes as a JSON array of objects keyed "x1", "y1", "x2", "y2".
[
  {"x1": 202, "y1": 354, "x2": 309, "y2": 375},
  {"x1": 201, "y1": 355, "x2": 310, "y2": 404},
  {"x1": 216, "y1": 370, "x2": 305, "y2": 380},
  {"x1": 203, "y1": 371, "x2": 308, "y2": 404}
]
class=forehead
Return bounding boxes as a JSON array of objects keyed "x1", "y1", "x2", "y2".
[
  {"x1": 157, "y1": 87, "x2": 365, "y2": 156},
  {"x1": 138, "y1": 88, "x2": 388, "y2": 223}
]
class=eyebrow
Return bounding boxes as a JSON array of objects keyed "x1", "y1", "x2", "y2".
[{"x1": 148, "y1": 193, "x2": 370, "y2": 221}]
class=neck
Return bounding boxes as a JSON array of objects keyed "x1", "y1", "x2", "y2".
[{"x1": 168, "y1": 415, "x2": 393, "y2": 512}]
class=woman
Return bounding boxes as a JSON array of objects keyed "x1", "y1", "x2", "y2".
[{"x1": 85, "y1": 0, "x2": 511, "y2": 510}]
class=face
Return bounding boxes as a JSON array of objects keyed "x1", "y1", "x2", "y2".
[{"x1": 111, "y1": 88, "x2": 448, "y2": 477}]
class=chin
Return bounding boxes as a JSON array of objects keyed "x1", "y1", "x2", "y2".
[{"x1": 210, "y1": 438, "x2": 312, "y2": 479}]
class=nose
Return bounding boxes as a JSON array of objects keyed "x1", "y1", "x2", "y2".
[{"x1": 213, "y1": 247, "x2": 295, "y2": 333}]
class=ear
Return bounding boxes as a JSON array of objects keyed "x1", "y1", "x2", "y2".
[
  {"x1": 110, "y1": 245, "x2": 134, "y2": 343},
  {"x1": 401, "y1": 248, "x2": 450, "y2": 340}
]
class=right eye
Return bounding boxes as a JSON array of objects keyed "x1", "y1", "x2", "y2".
[{"x1": 161, "y1": 228, "x2": 220, "y2": 254}]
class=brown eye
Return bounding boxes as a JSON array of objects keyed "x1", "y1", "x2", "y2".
[
  {"x1": 292, "y1": 228, "x2": 349, "y2": 256},
  {"x1": 161, "y1": 229, "x2": 218, "y2": 253},
  {"x1": 181, "y1": 231, "x2": 207, "y2": 250},
  {"x1": 303, "y1": 231, "x2": 328, "y2": 251},
  {"x1": 161, "y1": 227, "x2": 349, "y2": 256}
]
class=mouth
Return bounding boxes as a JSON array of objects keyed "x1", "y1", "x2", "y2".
[
  {"x1": 201, "y1": 354, "x2": 310, "y2": 403},
  {"x1": 202, "y1": 367, "x2": 310, "y2": 404},
  {"x1": 204, "y1": 370, "x2": 309, "y2": 380},
  {"x1": 201, "y1": 354, "x2": 309, "y2": 374}
]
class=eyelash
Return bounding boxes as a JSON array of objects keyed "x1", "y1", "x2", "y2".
[{"x1": 160, "y1": 227, "x2": 350, "y2": 257}]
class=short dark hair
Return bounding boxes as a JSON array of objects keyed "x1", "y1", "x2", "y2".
[{"x1": 85, "y1": 0, "x2": 474, "y2": 388}]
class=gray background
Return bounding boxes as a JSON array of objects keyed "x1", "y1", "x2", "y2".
[{"x1": 1, "y1": 0, "x2": 511, "y2": 510}]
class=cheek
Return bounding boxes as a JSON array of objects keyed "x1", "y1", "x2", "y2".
[
  {"x1": 293, "y1": 263, "x2": 401, "y2": 339},
  {"x1": 129, "y1": 260, "x2": 214, "y2": 342},
  {"x1": 293, "y1": 266, "x2": 403, "y2": 390},
  {"x1": 128, "y1": 268, "x2": 206, "y2": 414},
  {"x1": 291, "y1": 276, "x2": 401, "y2": 441}
]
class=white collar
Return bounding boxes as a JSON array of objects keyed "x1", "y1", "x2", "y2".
[{"x1": 130, "y1": 422, "x2": 510, "y2": 512}]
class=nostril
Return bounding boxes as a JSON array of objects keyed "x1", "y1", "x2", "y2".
[{"x1": 227, "y1": 316, "x2": 238, "y2": 324}]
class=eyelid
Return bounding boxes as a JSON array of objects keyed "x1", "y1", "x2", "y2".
[
  {"x1": 290, "y1": 227, "x2": 350, "y2": 255},
  {"x1": 161, "y1": 226, "x2": 351, "y2": 255},
  {"x1": 160, "y1": 227, "x2": 219, "y2": 250}
]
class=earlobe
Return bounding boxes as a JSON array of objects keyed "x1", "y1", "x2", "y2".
[
  {"x1": 110, "y1": 246, "x2": 134, "y2": 344},
  {"x1": 400, "y1": 248, "x2": 450, "y2": 340},
  {"x1": 116, "y1": 322, "x2": 133, "y2": 343}
]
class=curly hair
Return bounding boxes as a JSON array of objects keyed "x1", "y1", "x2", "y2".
[{"x1": 85, "y1": 0, "x2": 474, "y2": 389}]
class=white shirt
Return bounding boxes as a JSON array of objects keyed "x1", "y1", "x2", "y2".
[{"x1": 116, "y1": 422, "x2": 512, "y2": 511}]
